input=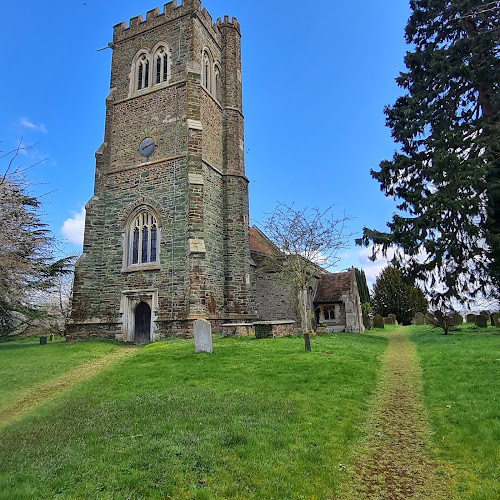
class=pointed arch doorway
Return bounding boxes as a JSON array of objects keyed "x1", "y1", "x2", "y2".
[
  {"x1": 134, "y1": 301, "x2": 151, "y2": 344},
  {"x1": 120, "y1": 289, "x2": 157, "y2": 343}
]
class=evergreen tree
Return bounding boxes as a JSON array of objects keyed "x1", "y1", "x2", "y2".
[
  {"x1": 372, "y1": 266, "x2": 428, "y2": 325},
  {"x1": 354, "y1": 268, "x2": 370, "y2": 305},
  {"x1": 0, "y1": 141, "x2": 73, "y2": 336},
  {"x1": 357, "y1": 1, "x2": 500, "y2": 306}
]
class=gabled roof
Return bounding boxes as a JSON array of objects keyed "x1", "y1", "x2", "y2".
[
  {"x1": 249, "y1": 225, "x2": 281, "y2": 256},
  {"x1": 314, "y1": 270, "x2": 353, "y2": 303}
]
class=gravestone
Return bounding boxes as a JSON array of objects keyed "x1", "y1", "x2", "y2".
[
  {"x1": 194, "y1": 319, "x2": 212, "y2": 353},
  {"x1": 414, "y1": 312, "x2": 425, "y2": 325},
  {"x1": 362, "y1": 314, "x2": 371, "y2": 330},
  {"x1": 384, "y1": 315, "x2": 397, "y2": 325},
  {"x1": 424, "y1": 312, "x2": 435, "y2": 325},
  {"x1": 475, "y1": 315, "x2": 488, "y2": 328},
  {"x1": 466, "y1": 314, "x2": 476, "y2": 323},
  {"x1": 492, "y1": 313, "x2": 500, "y2": 327},
  {"x1": 373, "y1": 314, "x2": 384, "y2": 329},
  {"x1": 316, "y1": 323, "x2": 328, "y2": 334},
  {"x1": 452, "y1": 312, "x2": 463, "y2": 325}
]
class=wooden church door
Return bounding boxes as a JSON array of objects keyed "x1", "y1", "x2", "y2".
[{"x1": 134, "y1": 302, "x2": 151, "y2": 344}]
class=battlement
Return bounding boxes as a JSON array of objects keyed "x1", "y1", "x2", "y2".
[
  {"x1": 196, "y1": 6, "x2": 222, "y2": 44},
  {"x1": 199, "y1": 7, "x2": 212, "y2": 26},
  {"x1": 112, "y1": 1, "x2": 239, "y2": 44},
  {"x1": 215, "y1": 15, "x2": 241, "y2": 34},
  {"x1": 113, "y1": 0, "x2": 204, "y2": 43}
]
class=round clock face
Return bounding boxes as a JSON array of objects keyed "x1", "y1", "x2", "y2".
[{"x1": 139, "y1": 137, "x2": 156, "y2": 157}]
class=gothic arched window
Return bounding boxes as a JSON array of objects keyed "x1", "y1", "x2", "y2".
[
  {"x1": 153, "y1": 45, "x2": 170, "y2": 85},
  {"x1": 136, "y1": 53, "x2": 150, "y2": 91},
  {"x1": 125, "y1": 209, "x2": 160, "y2": 268},
  {"x1": 202, "y1": 49, "x2": 212, "y2": 93},
  {"x1": 214, "y1": 64, "x2": 221, "y2": 101}
]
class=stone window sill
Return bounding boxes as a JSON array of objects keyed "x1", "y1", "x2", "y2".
[{"x1": 122, "y1": 263, "x2": 161, "y2": 273}]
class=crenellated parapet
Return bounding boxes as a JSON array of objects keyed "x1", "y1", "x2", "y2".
[
  {"x1": 195, "y1": 6, "x2": 222, "y2": 46},
  {"x1": 112, "y1": 1, "x2": 240, "y2": 47},
  {"x1": 113, "y1": 0, "x2": 203, "y2": 44},
  {"x1": 215, "y1": 15, "x2": 241, "y2": 35}
]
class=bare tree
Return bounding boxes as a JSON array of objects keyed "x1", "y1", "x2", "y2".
[{"x1": 263, "y1": 203, "x2": 352, "y2": 351}]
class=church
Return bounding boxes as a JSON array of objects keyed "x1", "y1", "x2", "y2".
[{"x1": 68, "y1": 0, "x2": 363, "y2": 342}]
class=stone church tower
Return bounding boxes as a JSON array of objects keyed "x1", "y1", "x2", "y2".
[{"x1": 68, "y1": 0, "x2": 256, "y2": 342}]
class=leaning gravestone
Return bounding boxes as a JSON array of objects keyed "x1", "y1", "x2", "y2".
[
  {"x1": 424, "y1": 312, "x2": 435, "y2": 325},
  {"x1": 373, "y1": 314, "x2": 384, "y2": 329},
  {"x1": 475, "y1": 315, "x2": 488, "y2": 328},
  {"x1": 414, "y1": 312, "x2": 425, "y2": 325},
  {"x1": 194, "y1": 319, "x2": 212, "y2": 353},
  {"x1": 492, "y1": 313, "x2": 500, "y2": 328},
  {"x1": 362, "y1": 314, "x2": 371, "y2": 330}
]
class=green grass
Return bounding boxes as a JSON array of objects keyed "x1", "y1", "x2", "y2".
[
  {"x1": 0, "y1": 333, "x2": 387, "y2": 500},
  {"x1": 0, "y1": 336, "x2": 123, "y2": 408},
  {"x1": 408, "y1": 323, "x2": 500, "y2": 499}
]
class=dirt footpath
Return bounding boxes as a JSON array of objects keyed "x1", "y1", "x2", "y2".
[
  {"x1": 340, "y1": 327, "x2": 449, "y2": 499},
  {"x1": 0, "y1": 347, "x2": 137, "y2": 429}
]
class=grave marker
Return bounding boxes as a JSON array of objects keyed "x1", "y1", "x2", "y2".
[{"x1": 194, "y1": 319, "x2": 212, "y2": 353}]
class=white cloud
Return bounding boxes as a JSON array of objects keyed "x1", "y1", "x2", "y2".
[
  {"x1": 61, "y1": 207, "x2": 85, "y2": 245},
  {"x1": 20, "y1": 118, "x2": 47, "y2": 133},
  {"x1": 357, "y1": 246, "x2": 395, "y2": 287}
]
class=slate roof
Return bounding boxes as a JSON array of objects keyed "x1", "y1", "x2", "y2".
[{"x1": 314, "y1": 270, "x2": 353, "y2": 303}]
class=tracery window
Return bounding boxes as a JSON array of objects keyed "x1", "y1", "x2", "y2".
[
  {"x1": 127, "y1": 210, "x2": 159, "y2": 266},
  {"x1": 130, "y1": 44, "x2": 171, "y2": 97},
  {"x1": 202, "y1": 50, "x2": 212, "y2": 93},
  {"x1": 154, "y1": 46, "x2": 169, "y2": 85},
  {"x1": 136, "y1": 53, "x2": 149, "y2": 91},
  {"x1": 324, "y1": 306, "x2": 336, "y2": 320}
]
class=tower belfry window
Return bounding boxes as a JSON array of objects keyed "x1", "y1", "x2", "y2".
[
  {"x1": 202, "y1": 50, "x2": 212, "y2": 93},
  {"x1": 137, "y1": 54, "x2": 149, "y2": 91},
  {"x1": 214, "y1": 65, "x2": 221, "y2": 101},
  {"x1": 154, "y1": 46, "x2": 169, "y2": 85},
  {"x1": 131, "y1": 45, "x2": 172, "y2": 96}
]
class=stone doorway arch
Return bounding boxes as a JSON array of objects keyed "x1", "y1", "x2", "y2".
[
  {"x1": 134, "y1": 301, "x2": 151, "y2": 344},
  {"x1": 120, "y1": 289, "x2": 158, "y2": 343}
]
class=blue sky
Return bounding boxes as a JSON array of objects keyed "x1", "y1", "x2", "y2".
[{"x1": 1, "y1": 0, "x2": 411, "y2": 285}]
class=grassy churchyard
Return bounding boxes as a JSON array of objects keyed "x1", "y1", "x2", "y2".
[{"x1": 0, "y1": 325, "x2": 499, "y2": 499}]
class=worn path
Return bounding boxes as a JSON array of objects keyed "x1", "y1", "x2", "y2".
[
  {"x1": 340, "y1": 327, "x2": 448, "y2": 499},
  {"x1": 0, "y1": 346, "x2": 137, "y2": 429}
]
